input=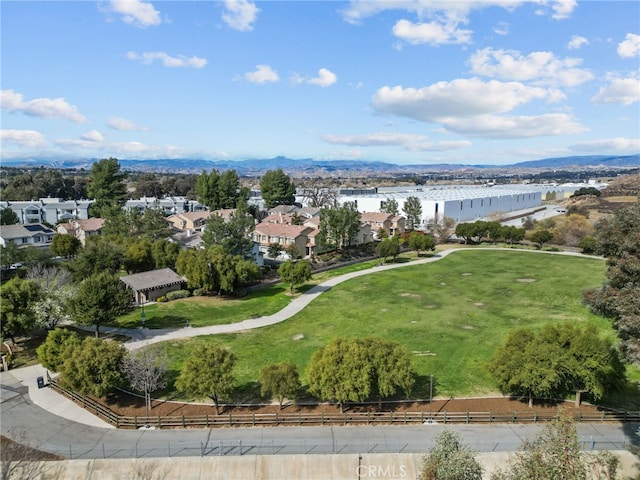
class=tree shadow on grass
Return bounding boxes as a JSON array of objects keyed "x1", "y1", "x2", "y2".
[{"x1": 143, "y1": 315, "x2": 189, "y2": 329}]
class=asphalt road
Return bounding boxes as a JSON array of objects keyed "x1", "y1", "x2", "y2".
[{"x1": 2, "y1": 375, "x2": 638, "y2": 460}]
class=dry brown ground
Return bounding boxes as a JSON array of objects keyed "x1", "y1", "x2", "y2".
[{"x1": 99, "y1": 391, "x2": 602, "y2": 419}]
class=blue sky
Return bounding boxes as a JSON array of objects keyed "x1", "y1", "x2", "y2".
[{"x1": 1, "y1": 1, "x2": 639, "y2": 166}]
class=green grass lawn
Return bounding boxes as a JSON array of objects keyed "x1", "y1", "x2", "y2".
[
  {"x1": 150, "y1": 250, "x2": 638, "y2": 407},
  {"x1": 110, "y1": 253, "x2": 422, "y2": 329}
]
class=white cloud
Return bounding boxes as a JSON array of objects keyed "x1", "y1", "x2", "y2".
[
  {"x1": 107, "y1": 117, "x2": 146, "y2": 131},
  {"x1": 323, "y1": 132, "x2": 471, "y2": 152},
  {"x1": 392, "y1": 19, "x2": 473, "y2": 46},
  {"x1": 126, "y1": 51, "x2": 207, "y2": 68},
  {"x1": 107, "y1": 0, "x2": 161, "y2": 28},
  {"x1": 0, "y1": 89, "x2": 86, "y2": 123},
  {"x1": 243, "y1": 65, "x2": 279, "y2": 84},
  {"x1": 567, "y1": 35, "x2": 589, "y2": 50},
  {"x1": 81, "y1": 130, "x2": 104, "y2": 142},
  {"x1": 340, "y1": 1, "x2": 572, "y2": 47},
  {"x1": 569, "y1": 137, "x2": 640, "y2": 152},
  {"x1": 0, "y1": 129, "x2": 47, "y2": 148},
  {"x1": 222, "y1": 0, "x2": 259, "y2": 32},
  {"x1": 371, "y1": 79, "x2": 549, "y2": 122},
  {"x1": 322, "y1": 132, "x2": 428, "y2": 147},
  {"x1": 591, "y1": 77, "x2": 640, "y2": 106},
  {"x1": 617, "y1": 33, "x2": 640, "y2": 58},
  {"x1": 493, "y1": 21, "x2": 510, "y2": 36},
  {"x1": 407, "y1": 140, "x2": 472, "y2": 152},
  {"x1": 310, "y1": 68, "x2": 338, "y2": 87},
  {"x1": 468, "y1": 48, "x2": 593, "y2": 87},
  {"x1": 547, "y1": 0, "x2": 577, "y2": 20},
  {"x1": 442, "y1": 113, "x2": 586, "y2": 138}
]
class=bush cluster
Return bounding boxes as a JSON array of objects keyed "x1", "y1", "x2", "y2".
[{"x1": 166, "y1": 289, "x2": 191, "y2": 301}]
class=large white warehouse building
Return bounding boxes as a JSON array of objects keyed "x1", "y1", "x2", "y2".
[{"x1": 337, "y1": 184, "x2": 586, "y2": 227}]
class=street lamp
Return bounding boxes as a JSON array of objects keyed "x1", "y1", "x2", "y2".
[{"x1": 141, "y1": 302, "x2": 146, "y2": 328}]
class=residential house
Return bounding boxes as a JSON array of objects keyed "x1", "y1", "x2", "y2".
[
  {"x1": 0, "y1": 223, "x2": 55, "y2": 249},
  {"x1": 120, "y1": 268, "x2": 186, "y2": 304},
  {"x1": 253, "y1": 222, "x2": 314, "y2": 258},
  {"x1": 167, "y1": 211, "x2": 212, "y2": 232},
  {"x1": 0, "y1": 198, "x2": 92, "y2": 225},
  {"x1": 124, "y1": 196, "x2": 206, "y2": 215},
  {"x1": 56, "y1": 218, "x2": 104, "y2": 246},
  {"x1": 360, "y1": 212, "x2": 406, "y2": 238}
]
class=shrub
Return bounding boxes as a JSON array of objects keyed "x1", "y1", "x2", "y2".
[
  {"x1": 156, "y1": 295, "x2": 167, "y2": 303},
  {"x1": 192, "y1": 288, "x2": 206, "y2": 297},
  {"x1": 166, "y1": 289, "x2": 191, "y2": 300},
  {"x1": 579, "y1": 237, "x2": 598, "y2": 254}
]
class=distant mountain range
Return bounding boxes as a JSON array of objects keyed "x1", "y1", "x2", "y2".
[{"x1": 3, "y1": 154, "x2": 639, "y2": 175}]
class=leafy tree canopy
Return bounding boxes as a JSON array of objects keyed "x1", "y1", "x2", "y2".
[
  {"x1": 175, "y1": 342, "x2": 236, "y2": 414},
  {"x1": 260, "y1": 169, "x2": 295, "y2": 208},
  {"x1": 70, "y1": 272, "x2": 132, "y2": 338}
]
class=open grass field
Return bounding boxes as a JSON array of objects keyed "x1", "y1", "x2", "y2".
[{"x1": 150, "y1": 249, "x2": 639, "y2": 406}]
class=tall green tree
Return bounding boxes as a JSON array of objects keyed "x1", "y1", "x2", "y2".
[
  {"x1": 260, "y1": 169, "x2": 295, "y2": 208},
  {"x1": 50, "y1": 233, "x2": 81, "y2": 258},
  {"x1": 421, "y1": 430, "x2": 483, "y2": 480},
  {"x1": 175, "y1": 342, "x2": 236, "y2": 415},
  {"x1": 259, "y1": 362, "x2": 302, "y2": 410},
  {"x1": 218, "y1": 169, "x2": 242, "y2": 209},
  {"x1": 318, "y1": 202, "x2": 361, "y2": 249},
  {"x1": 176, "y1": 248, "x2": 215, "y2": 291},
  {"x1": 87, "y1": 158, "x2": 128, "y2": 216},
  {"x1": 408, "y1": 232, "x2": 435, "y2": 256},
  {"x1": 36, "y1": 328, "x2": 81, "y2": 373},
  {"x1": 59, "y1": 337, "x2": 126, "y2": 397},
  {"x1": 70, "y1": 272, "x2": 132, "y2": 338},
  {"x1": 0, "y1": 277, "x2": 40, "y2": 342},
  {"x1": 71, "y1": 237, "x2": 125, "y2": 280},
  {"x1": 140, "y1": 208, "x2": 171, "y2": 241},
  {"x1": 0, "y1": 208, "x2": 19, "y2": 225},
  {"x1": 278, "y1": 259, "x2": 312, "y2": 295},
  {"x1": 583, "y1": 201, "x2": 640, "y2": 364},
  {"x1": 488, "y1": 327, "x2": 564, "y2": 408},
  {"x1": 306, "y1": 337, "x2": 372, "y2": 413},
  {"x1": 360, "y1": 337, "x2": 415, "y2": 408},
  {"x1": 549, "y1": 323, "x2": 625, "y2": 406},
  {"x1": 488, "y1": 324, "x2": 624, "y2": 407},
  {"x1": 381, "y1": 198, "x2": 399, "y2": 216},
  {"x1": 201, "y1": 207, "x2": 255, "y2": 256},
  {"x1": 196, "y1": 169, "x2": 221, "y2": 209},
  {"x1": 528, "y1": 229, "x2": 553, "y2": 249},
  {"x1": 377, "y1": 236, "x2": 400, "y2": 263},
  {"x1": 124, "y1": 239, "x2": 154, "y2": 273},
  {"x1": 151, "y1": 239, "x2": 180, "y2": 269},
  {"x1": 403, "y1": 196, "x2": 423, "y2": 231}
]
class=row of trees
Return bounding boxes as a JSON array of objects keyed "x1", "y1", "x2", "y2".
[
  {"x1": 488, "y1": 323, "x2": 624, "y2": 408},
  {"x1": 1, "y1": 266, "x2": 132, "y2": 341},
  {"x1": 380, "y1": 196, "x2": 423, "y2": 231},
  {"x1": 455, "y1": 221, "x2": 526, "y2": 246},
  {"x1": 175, "y1": 245, "x2": 262, "y2": 295},
  {"x1": 38, "y1": 331, "x2": 415, "y2": 416}
]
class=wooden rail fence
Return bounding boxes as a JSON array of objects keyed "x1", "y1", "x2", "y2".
[{"x1": 49, "y1": 379, "x2": 640, "y2": 430}]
